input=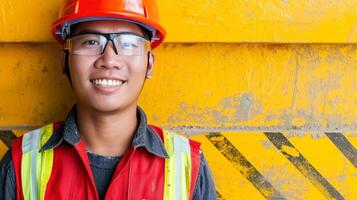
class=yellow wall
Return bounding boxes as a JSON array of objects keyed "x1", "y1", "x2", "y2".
[
  {"x1": 0, "y1": 1, "x2": 356, "y2": 199},
  {"x1": 1, "y1": 0, "x2": 357, "y2": 43}
]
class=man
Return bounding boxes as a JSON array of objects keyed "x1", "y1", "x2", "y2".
[{"x1": 0, "y1": 0, "x2": 217, "y2": 199}]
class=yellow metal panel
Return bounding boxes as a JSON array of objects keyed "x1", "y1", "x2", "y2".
[
  {"x1": 288, "y1": 132, "x2": 357, "y2": 198},
  {"x1": 0, "y1": 43, "x2": 356, "y2": 130},
  {"x1": 191, "y1": 132, "x2": 357, "y2": 199},
  {"x1": 161, "y1": 0, "x2": 357, "y2": 43},
  {"x1": 0, "y1": 140, "x2": 7, "y2": 158},
  {"x1": 192, "y1": 134, "x2": 265, "y2": 200},
  {"x1": 1, "y1": 2, "x2": 356, "y2": 200},
  {"x1": 346, "y1": 131, "x2": 357, "y2": 148},
  {"x1": 292, "y1": 46, "x2": 357, "y2": 129},
  {"x1": 0, "y1": 0, "x2": 357, "y2": 43},
  {"x1": 149, "y1": 44, "x2": 357, "y2": 131},
  {"x1": 0, "y1": 44, "x2": 75, "y2": 128},
  {"x1": 222, "y1": 132, "x2": 326, "y2": 199}
]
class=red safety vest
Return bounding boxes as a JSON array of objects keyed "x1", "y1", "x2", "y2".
[{"x1": 11, "y1": 122, "x2": 201, "y2": 200}]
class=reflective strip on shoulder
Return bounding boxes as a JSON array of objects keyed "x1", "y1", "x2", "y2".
[
  {"x1": 21, "y1": 124, "x2": 54, "y2": 200},
  {"x1": 163, "y1": 130, "x2": 192, "y2": 200}
]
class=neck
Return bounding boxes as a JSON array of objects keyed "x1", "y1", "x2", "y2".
[{"x1": 76, "y1": 104, "x2": 138, "y2": 157}]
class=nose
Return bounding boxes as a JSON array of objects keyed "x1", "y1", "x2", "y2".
[{"x1": 94, "y1": 41, "x2": 123, "y2": 70}]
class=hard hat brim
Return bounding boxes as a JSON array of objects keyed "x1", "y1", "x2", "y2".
[{"x1": 52, "y1": 12, "x2": 166, "y2": 49}]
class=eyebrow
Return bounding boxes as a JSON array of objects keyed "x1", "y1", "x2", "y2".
[
  {"x1": 74, "y1": 29, "x2": 101, "y2": 35},
  {"x1": 73, "y1": 29, "x2": 146, "y2": 37}
]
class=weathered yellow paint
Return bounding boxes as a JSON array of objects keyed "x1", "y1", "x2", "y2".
[
  {"x1": 347, "y1": 131, "x2": 357, "y2": 148},
  {"x1": 0, "y1": 0, "x2": 357, "y2": 43},
  {"x1": 12, "y1": 130, "x2": 27, "y2": 138},
  {"x1": 0, "y1": 140, "x2": 7, "y2": 158},
  {"x1": 288, "y1": 132, "x2": 357, "y2": 198},
  {"x1": 0, "y1": 130, "x2": 25, "y2": 157},
  {"x1": 192, "y1": 134, "x2": 266, "y2": 200},
  {"x1": 0, "y1": 1, "x2": 356, "y2": 199},
  {"x1": 0, "y1": 44, "x2": 75, "y2": 128},
  {"x1": 191, "y1": 132, "x2": 357, "y2": 199},
  {"x1": 0, "y1": 43, "x2": 355, "y2": 131},
  {"x1": 221, "y1": 132, "x2": 326, "y2": 200},
  {"x1": 292, "y1": 47, "x2": 357, "y2": 129}
]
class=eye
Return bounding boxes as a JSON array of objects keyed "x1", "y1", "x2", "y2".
[
  {"x1": 121, "y1": 41, "x2": 138, "y2": 48},
  {"x1": 83, "y1": 40, "x2": 100, "y2": 46}
]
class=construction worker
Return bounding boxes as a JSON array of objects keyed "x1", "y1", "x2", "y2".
[{"x1": 0, "y1": 0, "x2": 217, "y2": 199}]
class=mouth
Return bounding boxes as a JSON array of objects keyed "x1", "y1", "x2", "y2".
[
  {"x1": 90, "y1": 78, "x2": 126, "y2": 88},
  {"x1": 90, "y1": 78, "x2": 127, "y2": 95}
]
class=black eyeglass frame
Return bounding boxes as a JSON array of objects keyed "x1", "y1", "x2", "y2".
[{"x1": 64, "y1": 32, "x2": 151, "y2": 56}]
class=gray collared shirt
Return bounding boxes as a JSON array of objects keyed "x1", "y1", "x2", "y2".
[{"x1": 0, "y1": 105, "x2": 217, "y2": 200}]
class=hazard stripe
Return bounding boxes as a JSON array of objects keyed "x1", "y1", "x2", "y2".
[
  {"x1": 0, "y1": 130, "x2": 17, "y2": 147},
  {"x1": 264, "y1": 132, "x2": 344, "y2": 200},
  {"x1": 324, "y1": 132, "x2": 357, "y2": 168},
  {"x1": 206, "y1": 133, "x2": 285, "y2": 200},
  {"x1": 216, "y1": 191, "x2": 224, "y2": 200}
]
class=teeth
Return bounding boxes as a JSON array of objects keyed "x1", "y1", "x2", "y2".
[{"x1": 91, "y1": 79, "x2": 123, "y2": 87}]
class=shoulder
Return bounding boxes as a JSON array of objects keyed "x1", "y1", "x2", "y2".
[
  {"x1": 0, "y1": 149, "x2": 13, "y2": 173},
  {"x1": 149, "y1": 124, "x2": 202, "y2": 156},
  {"x1": 149, "y1": 125, "x2": 201, "y2": 145},
  {"x1": 11, "y1": 121, "x2": 64, "y2": 153},
  {"x1": 192, "y1": 151, "x2": 218, "y2": 200},
  {"x1": 0, "y1": 149, "x2": 16, "y2": 200}
]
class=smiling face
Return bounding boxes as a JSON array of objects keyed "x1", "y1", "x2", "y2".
[{"x1": 67, "y1": 20, "x2": 154, "y2": 113}]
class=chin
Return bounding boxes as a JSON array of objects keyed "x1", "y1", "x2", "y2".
[
  {"x1": 90, "y1": 99, "x2": 135, "y2": 114},
  {"x1": 92, "y1": 103, "x2": 122, "y2": 113},
  {"x1": 77, "y1": 93, "x2": 137, "y2": 114}
]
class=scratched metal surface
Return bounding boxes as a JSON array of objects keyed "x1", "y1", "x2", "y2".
[
  {"x1": 192, "y1": 131, "x2": 357, "y2": 199},
  {"x1": 0, "y1": 0, "x2": 357, "y2": 199},
  {"x1": 0, "y1": 44, "x2": 356, "y2": 131},
  {"x1": 0, "y1": 0, "x2": 356, "y2": 43}
]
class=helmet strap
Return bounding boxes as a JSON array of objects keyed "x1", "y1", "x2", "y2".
[
  {"x1": 146, "y1": 51, "x2": 153, "y2": 79},
  {"x1": 62, "y1": 50, "x2": 73, "y2": 89}
]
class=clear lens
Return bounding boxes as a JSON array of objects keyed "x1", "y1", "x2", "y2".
[
  {"x1": 66, "y1": 33, "x2": 150, "y2": 56},
  {"x1": 67, "y1": 34, "x2": 106, "y2": 56},
  {"x1": 114, "y1": 34, "x2": 150, "y2": 56}
]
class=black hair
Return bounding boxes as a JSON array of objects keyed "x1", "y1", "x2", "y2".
[{"x1": 139, "y1": 26, "x2": 152, "y2": 41}]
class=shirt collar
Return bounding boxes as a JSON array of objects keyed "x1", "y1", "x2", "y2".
[{"x1": 40, "y1": 104, "x2": 168, "y2": 158}]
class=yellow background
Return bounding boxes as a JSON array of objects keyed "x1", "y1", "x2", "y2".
[{"x1": 0, "y1": 0, "x2": 356, "y2": 199}]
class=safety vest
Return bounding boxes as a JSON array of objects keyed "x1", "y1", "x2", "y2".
[{"x1": 11, "y1": 122, "x2": 201, "y2": 200}]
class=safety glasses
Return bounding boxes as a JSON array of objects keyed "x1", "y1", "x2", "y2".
[{"x1": 65, "y1": 32, "x2": 151, "y2": 56}]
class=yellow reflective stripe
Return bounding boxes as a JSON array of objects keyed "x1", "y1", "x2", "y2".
[
  {"x1": 21, "y1": 124, "x2": 54, "y2": 200},
  {"x1": 22, "y1": 129, "x2": 41, "y2": 200},
  {"x1": 173, "y1": 134, "x2": 191, "y2": 200},
  {"x1": 163, "y1": 130, "x2": 192, "y2": 200},
  {"x1": 180, "y1": 152, "x2": 191, "y2": 200},
  {"x1": 164, "y1": 130, "x2": 175, "y2": 200},
  {"x1": 38, "y1": 124, "x2": 53, "y2": 200}
]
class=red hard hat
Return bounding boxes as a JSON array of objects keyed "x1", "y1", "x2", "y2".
[{"x1": 51, "y1": 0, "x2": 166, "y2": 49}]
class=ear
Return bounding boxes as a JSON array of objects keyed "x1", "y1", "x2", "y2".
[
  {"x1": 146, "y1": 52, "x2": 155, "y2": 79},
  {"x1": 60, "y1": 50, "x2": 67, "y2": 75},
  {"x1": 61, "y1": 49, "x2": 73, "y2": 88}
]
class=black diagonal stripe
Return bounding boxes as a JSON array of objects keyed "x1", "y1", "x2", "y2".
[
  {"x1": 325, "y1": 132, "x2": 357, "y2": 168},
  {"x1": 0, "y1": 130, "x2": 17, "y2": 148},
  {"x1": 216, "y1": 191, "x2": 224, "y2": 200},
  {"x1": 264, "y1": 132, "x2": 344, "y2": 200},
  {"x1": 207, "y1": 133, "x2": 285, "y2": 200}
]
